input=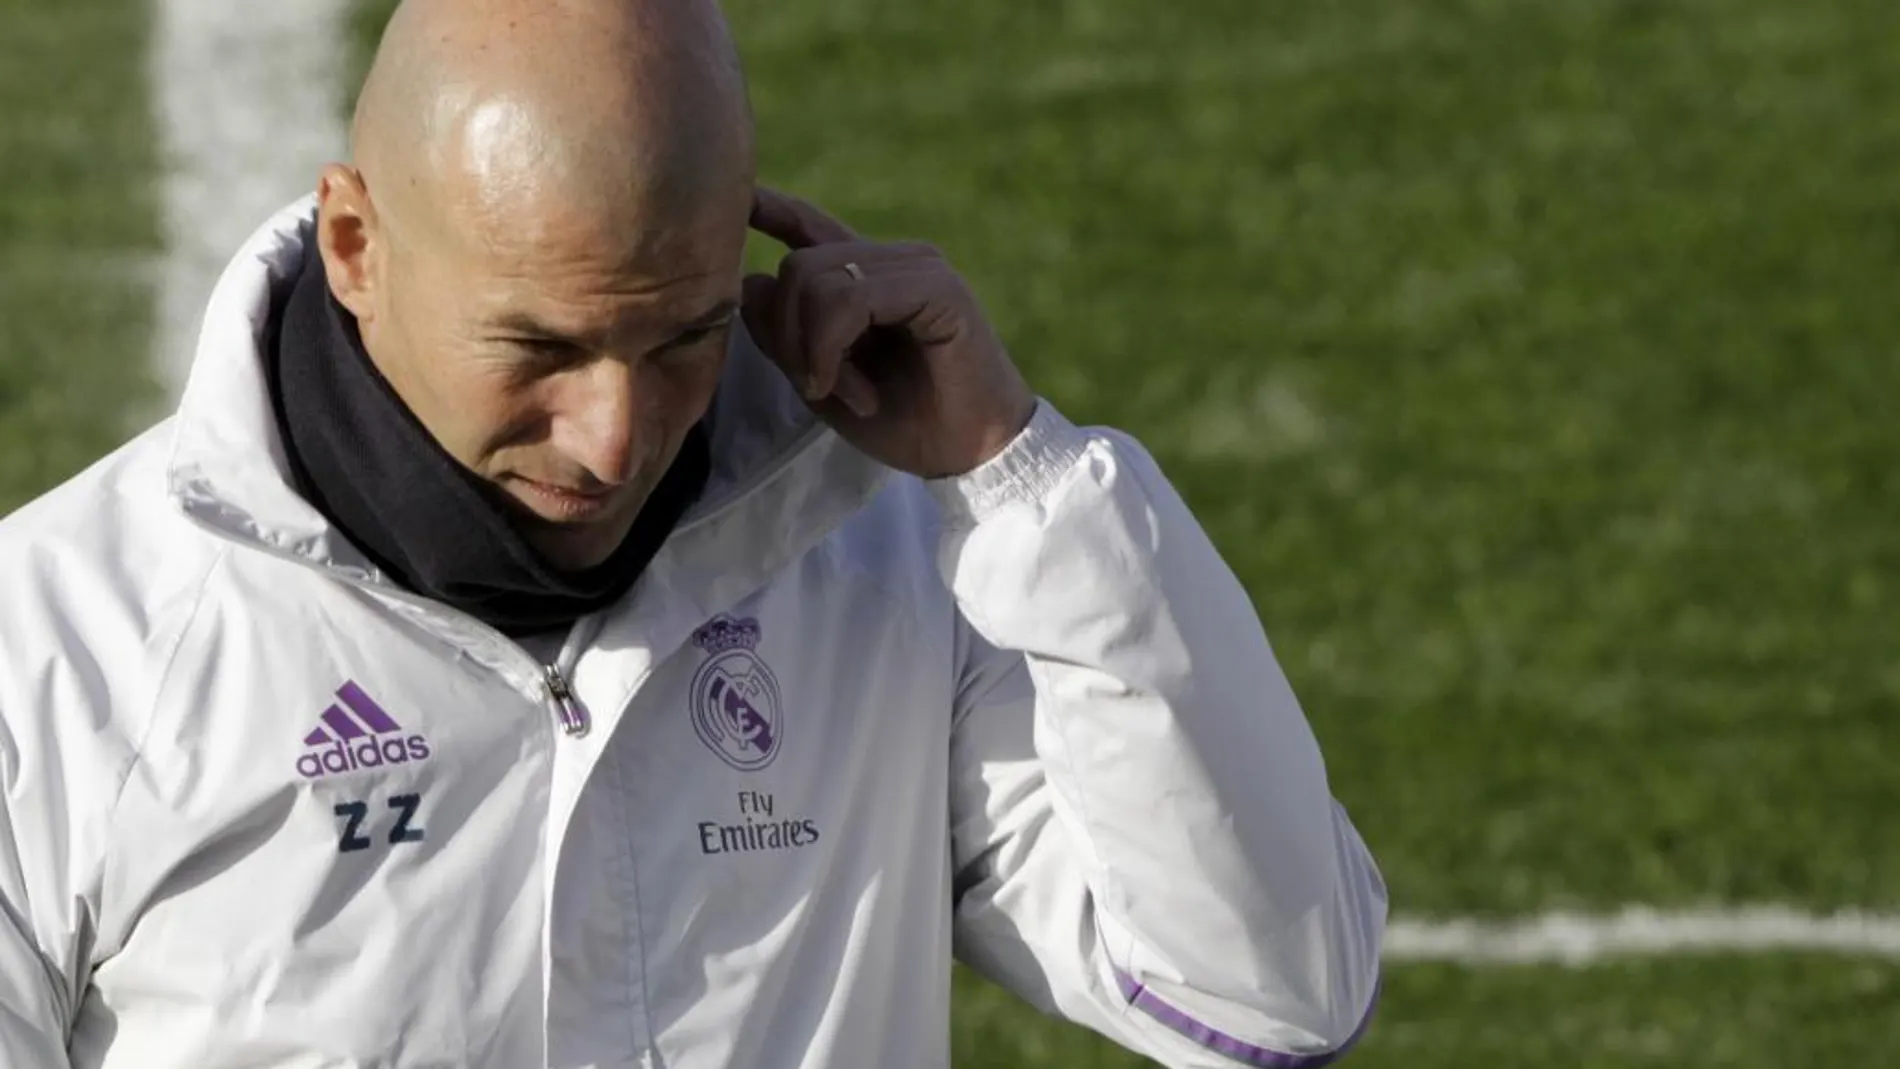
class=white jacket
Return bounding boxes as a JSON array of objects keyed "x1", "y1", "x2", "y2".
[{"x1": 0, "y1": 200, "x2": 1385, "y2": 1069}]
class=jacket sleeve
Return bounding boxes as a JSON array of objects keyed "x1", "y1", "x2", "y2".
[
  {"x1": 938, "y1": 402, "x2": 1386, "y2": 1068},
  {"x1": 0, "y1": 693, "x2": 90, "y2": 1067}
]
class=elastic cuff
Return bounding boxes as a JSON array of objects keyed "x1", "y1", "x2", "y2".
[{"x1": 927, "y1": 400, "x2": 1091, "y2": 526}]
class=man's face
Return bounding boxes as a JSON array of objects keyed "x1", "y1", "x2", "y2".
[{"x1": 343, "y1": 184, "x2": 749, "y2": 572}]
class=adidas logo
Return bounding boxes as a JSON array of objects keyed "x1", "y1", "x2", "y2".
[{"x1": 296, "y1": 681, "x2": 433, "y2": 780}]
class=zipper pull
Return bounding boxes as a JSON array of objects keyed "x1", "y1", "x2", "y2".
[{"x1": 543, "y1": 664, "x2": 590, "y2": 738}]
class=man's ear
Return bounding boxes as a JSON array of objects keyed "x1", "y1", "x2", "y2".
[{"x1": 315, "y1": 163, "x2": 380, "y2": 323}]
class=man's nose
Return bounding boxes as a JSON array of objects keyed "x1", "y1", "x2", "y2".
[{"x1": 550, "y1": 358, "x2": 643, "y2": 487}]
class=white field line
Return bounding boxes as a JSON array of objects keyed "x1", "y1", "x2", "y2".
[
  {"x1": 153, "y1": 0, "x2": 351, "y2": 398},
  {"x1": 1387, "y1": 906, "x2": 1900, "y2": 966}
]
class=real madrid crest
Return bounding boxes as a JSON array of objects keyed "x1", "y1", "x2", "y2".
[{"x1": 689, "y1": 614, "x2": 784, "y2": 771}]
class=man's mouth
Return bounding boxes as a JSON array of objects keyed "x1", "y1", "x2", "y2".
[{"x1": 508, "y1": 475, "x2": 618, "y2": 521}]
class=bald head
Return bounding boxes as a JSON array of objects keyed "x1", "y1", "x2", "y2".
[
  {"x1": 313, "y1": 0, "x2": 758, "y2": 573},
  {"x1": 353, "y1": 0, "x2": 753, "y2": 249}
]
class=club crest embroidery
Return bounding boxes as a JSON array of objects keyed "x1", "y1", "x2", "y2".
[{"x1": 689, "y1": 615, "x2": 783, "y2": 771}]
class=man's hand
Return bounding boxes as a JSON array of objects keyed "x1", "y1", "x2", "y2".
[{"x1": 741, "y1": 187, "x2": 1038, "y2": 480}]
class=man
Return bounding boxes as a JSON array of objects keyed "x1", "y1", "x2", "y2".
[{"x1": 0, "y1": 0, "x2": 1385, "y2": 1065}]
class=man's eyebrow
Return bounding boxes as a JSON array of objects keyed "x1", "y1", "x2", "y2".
[
  {"x1": 487, "y1": 302, "x2": 739, "y2": 343},
  {"x1": 482, "y1": 303, "x2": 733, "y2": 353},
  {"x1": 677, "y1": 300, "x2": 741, "y2": 334}
]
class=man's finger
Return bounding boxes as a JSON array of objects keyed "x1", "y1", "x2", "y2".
[
  {"x1": 802, "y1": 271, "x2": 874, "y2": 401},
  {"x1": 829, "y1": 362, "x2": 880, "y2": 420},
  {"x1": 850, "y1": 262, "x2": 965, "y2": 346},
  {"x1": 751, "y1": 186, "x2": 857, "y2": 250},
  {"x1": 779, "y1": 240, "x2": 942, "y2": 277},
  {"x1": 748, "y1": 268, "x2": 883, "y2": 417}
]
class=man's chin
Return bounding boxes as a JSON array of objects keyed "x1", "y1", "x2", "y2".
[
  {"x1": 524, "y1": 519, "x2": 634, "y2": 573},
  {"x1": 497, "y1": 491, "x2": 639, "y2": 571},
  {"x1": 481, "y1": 477, "x2": 648, "y2": 571}
]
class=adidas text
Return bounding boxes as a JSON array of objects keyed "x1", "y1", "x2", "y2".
[{"x1": 297, "y1": 735, "x2": 433, "y2": 779}]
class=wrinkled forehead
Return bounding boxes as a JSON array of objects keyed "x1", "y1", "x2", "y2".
[{"x1": 412, "y1": 93, "x2": 748, "y2": 276}]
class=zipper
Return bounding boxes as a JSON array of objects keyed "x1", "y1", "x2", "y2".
[{"x1": 543, "y1": 663, "x2": 590, "y2": 737}]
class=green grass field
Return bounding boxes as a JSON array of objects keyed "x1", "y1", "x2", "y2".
[{"x1": 6, "y1": 0, "x2": 1899, "y2": 1065}]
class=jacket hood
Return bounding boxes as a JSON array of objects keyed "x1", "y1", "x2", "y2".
[{"x1": 165, "y1": 197, "x2": 890, "y2": 628}]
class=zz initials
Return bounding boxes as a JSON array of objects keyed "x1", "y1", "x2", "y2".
[{"x1": 333, "y1": 794, "x2": 427, "y2": 854}]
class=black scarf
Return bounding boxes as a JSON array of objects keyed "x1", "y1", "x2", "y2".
[{"x1": 266, "y1": 250, "x2": 710, "y2": 639}]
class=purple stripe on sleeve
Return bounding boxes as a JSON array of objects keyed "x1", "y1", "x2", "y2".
[
  {"x1": 302, "y1": 728, "x2": 331, "y2": 747},
  {"x1": 320, "y1": 705, "x2": 368, "y2": 741},
  {"x1": 1113, "y1": 967, "x2": 1378, "y2": 1068},
  {"x1": 335, "y1": 681, "x2": 403, "y2": 734}
]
